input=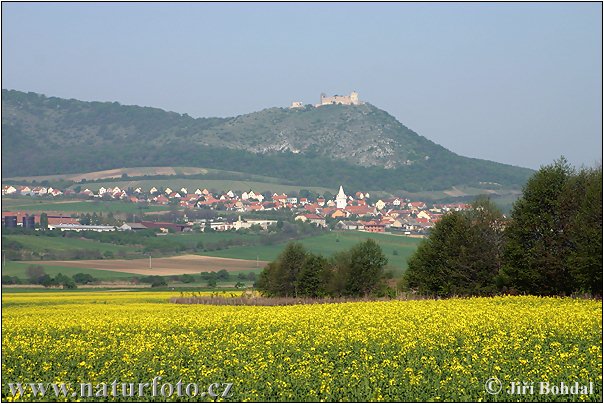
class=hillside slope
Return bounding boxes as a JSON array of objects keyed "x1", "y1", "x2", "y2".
[{"x1": 1, "y1": 89, "x2": 533, "y2": 191}]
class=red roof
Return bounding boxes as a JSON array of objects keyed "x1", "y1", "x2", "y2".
[
  {"x1": 345, "y1": 205, "x2": 373, "y2": 215},
  {"x1": 48, "y1": 217, "x2": 80, "y2": 225}
]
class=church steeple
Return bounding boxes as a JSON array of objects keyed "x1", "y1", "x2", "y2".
[{"x1": 336, "y1": 185, "x2": 347, "y2": 209}]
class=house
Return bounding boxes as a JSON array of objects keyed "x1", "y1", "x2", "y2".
[
  {"x1": 390, "y1": 219, "x2": 404, "y2": 228},
  {"x1": 331, "y1": 209, "x2": 347, "y2": 219},
  {"x1": 149, "y1": 187, "x2": 158, "y2": 194},
  {"x1": 384, "y1": 197, "x2": 402, "y2": 207},
  {"x1": 335, "y1": 220, "x2": 364, "y2": 231},
  {"x1": 417, "y1": 210, "x2": 432, "y2": 220},
  {"x1": 316, "y1": 197, "x2": 325, "y2": 207},
  {"x1": 272, "y1": 194, "x2": 287, "y2": 205},
  {"x1": 295, "y1": 213, "x2": 326, "y2": 227},
  {"x1": 49, "y1": 224, "x2": 117, "y2": 232},
  {"x1": 119, "y1": 223, "x2": 148, "y2": 231},
  {"x1": 375, "y1": 200, "x2": 386, "y2": 211},
  {"x1": 98, "y1": 187, "x2": 107, "y2": 195},
  {"x1": 362, "y1": 220, "x2": 386, "y2": 233},
  {"x1": 180, "y1": 188, "x2": 188, "y2": 194},
  {"x1": 164, "y1": 187, "x2": 173, "y2": 195},
  {"x1": 286, "y1": 196, "x2": 298, "y2": 205},
  {"x1": 408, "y1": 201, "x2": 427, "y2": 210},
  {"x1": 345, "y1": 205, "x2": 376, "y2": 217},
  {"x1": 2, "y1": 186, "x2": 17, "y2": 195},
  {"x1": 246, "y1": 203, "x2": 264, "y2": 212},
  {"x1": 154, "y1": 195, "x2": 169, "y2": 205},
  {"x1": 262, "y1": 201, "x2": 277, "y2": 210},
  {"x1": 141, "y1": 221, "x2": 192, "y2": 232}
]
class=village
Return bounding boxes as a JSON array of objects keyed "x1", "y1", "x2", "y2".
[{"x1": 2, "y1": 183, "x2": 470, "y2": 235}]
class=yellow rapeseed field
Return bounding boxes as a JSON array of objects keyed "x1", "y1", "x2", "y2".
[{"x1": 1, "y1": 292, "x2": 602, "y2": 402}]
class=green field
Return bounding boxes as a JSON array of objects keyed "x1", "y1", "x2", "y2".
[
  {"x1": 1, "y1": 198, "x2": 172, "y2": 214},
  {"x1": 162, "y1": 231, "x2": 262, "y2": 248},
  {"x1": 2, "y1": 261, "x2": 135, "y2": 280},
  {"x1": 3, "y1": 234, "x2": 135, "y2": 255},
  {"x1": 203, "y1": 231, "x2": 422, "y2": 274},
  {"x1": 5, "y1": 166, "x2": 295, "y2": 185}
]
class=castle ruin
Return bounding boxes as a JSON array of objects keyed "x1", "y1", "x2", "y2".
[
  {"x1": 289, "y1": 91, "x2": 362, "y2": 109},
  {"x1": 318, "y1": 91, "x2": 361, "y2": 106}
]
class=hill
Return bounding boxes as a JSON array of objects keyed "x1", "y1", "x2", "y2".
[{"x1": 1, "y1": 89, "x2": 533, "y2": 192}]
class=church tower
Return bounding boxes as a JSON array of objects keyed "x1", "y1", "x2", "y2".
[{"x1": 336, "y1": 185, "x2": 347, "y2": 209}]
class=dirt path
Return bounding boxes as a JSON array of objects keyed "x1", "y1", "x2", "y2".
[{"x1": 26, "y1": 255, "x2": 267, "y2": 275}]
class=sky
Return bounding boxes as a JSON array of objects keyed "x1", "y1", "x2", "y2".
[{"x1": 2, "y1": 2, "x2": 602, "y2": 170}]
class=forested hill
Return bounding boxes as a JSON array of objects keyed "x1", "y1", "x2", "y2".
[{"x1": 1, "y1": 89, "x2": 533, "y2": 192}]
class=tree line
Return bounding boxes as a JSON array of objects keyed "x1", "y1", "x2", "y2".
[
  {"x1": 256, "y1": 239, "x2": 390, "y2": 298},
  {"x1": 403, "y1": 159, "x2": 602, "y2": 297}
]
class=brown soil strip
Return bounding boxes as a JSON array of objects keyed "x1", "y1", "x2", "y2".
[{"x1": 24, "y1": 255, "x2": 267, "y2": 276}]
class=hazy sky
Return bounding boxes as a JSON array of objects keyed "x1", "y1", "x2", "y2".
[{"x1": 2, "y1": 2, "x2": 602, "y2": 170}]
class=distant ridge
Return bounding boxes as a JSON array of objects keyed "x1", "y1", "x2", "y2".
[{"x1": 1, "y1": 89, "x2": 533, "y2": 192}]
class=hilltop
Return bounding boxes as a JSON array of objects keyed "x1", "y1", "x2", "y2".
[{"x1": 1, "y1": 89, "x2": 533, "y2": 192}]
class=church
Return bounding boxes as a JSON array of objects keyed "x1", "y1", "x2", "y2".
[{"x1": 335, "y1": 186, "x2": 347, "y2": 209}]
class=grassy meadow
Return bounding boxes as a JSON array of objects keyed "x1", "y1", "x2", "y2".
[
  {"x1": 3, "y1": 234, "x2": 134, "y2": 255},
  {"x1": 2, "y1": 261, "x2": 134, "y2": 280},
  {"x1": 3, "y1": 231, "x2": 421, "y2": 282},
  {"x1": 203, "y1": 231, "x2": 422, "y2": 273}
]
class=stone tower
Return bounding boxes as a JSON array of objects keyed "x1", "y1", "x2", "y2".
[{"x1": 350, "y1": 91, "x2": 359, "y2": 105}]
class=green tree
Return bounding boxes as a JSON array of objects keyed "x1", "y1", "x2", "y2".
[
  {"x1": 39, "y1": 213, "x2": 48, "y2": 230},
  {"x1": 403, "y1": 198, "x2": 505, "y2": 296},
  {"x1": 256, "y1": 262, "x2": 278, "y2": 295},
  {"x1": 73, "y1": 273, "x2": 96, "y2": 284},
  {"x1": 562, "y1": 165, "x2": 602, "y2": 295},
  {"x1": 345, "y1": 239, "x2": 387, "y2": 296},
  {"x1": 327, "y1": 251, "x2": 352, "y2": 296},
  {"x1": 151, "y1": 277, "x2": 168, "y2": 288},
  {"x1": 501, "y1": 158, "x2": 575, "y2": 295},
  {"x1": 275, "y1": 242, "x2": 307, "y2": 297},
  {"x1": 26, "y1": 265, "x2": 46, "y2": 284},
  {"x1": 298, "y1": 254, "x2": 330, "y2": 297}
]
